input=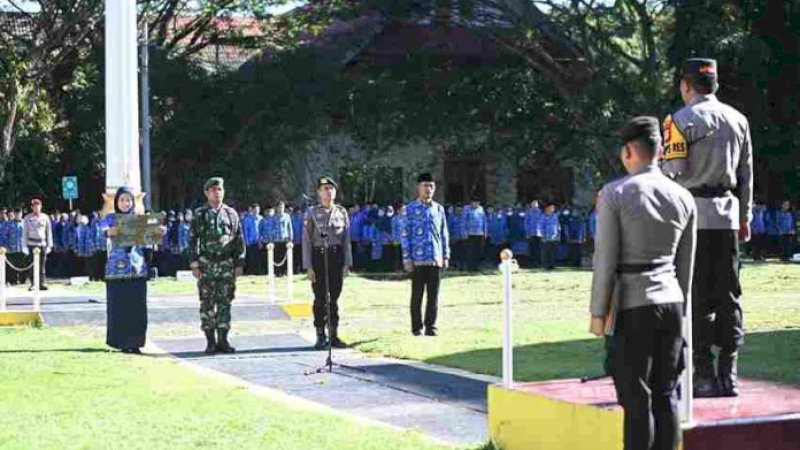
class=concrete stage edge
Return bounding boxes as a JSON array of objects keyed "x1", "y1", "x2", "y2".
[{"x1": 488, "y1": 378, "x2": 800, "y2": 450}]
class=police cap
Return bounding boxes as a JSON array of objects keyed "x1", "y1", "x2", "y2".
[
  {"x1": 681, "y1": 58, "x2": 718, "y2": 92},
  {"x1": 203, "y1": 177, "x2": 224, "y2": 191},
  {"x1": 317, "y1": 176, "x2": 338, "y2": 190}
]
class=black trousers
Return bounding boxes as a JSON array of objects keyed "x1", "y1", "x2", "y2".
[
  {"x1": 274, "y1": 242, "x2": 288, "y2": 276},
  {"x1": 410, "y1": 265, "x2": 441, "y2": 333},
  {"x1": 528, "y1": 237, "x2": 542, "y2": 268},
  {"x1": 452, "y1": 240, "x2": 465, "y2": 269},
  {"x1": 311, "y1": 245, "x2": 344, "y2": 329},
  {"x1": 27, "y1": 246, "x2": 47, "y2": 287},
  {"x1": 693, "y1": 230, "x2": 743, "y2": 375},
  {"x1": 292, "y1": 243, "x2": 302, "y2": 273},
  {"x1": 568, "y1": 242, "x2": 583, "y2": 267},
  {"x1": 541, "y1": 241, "x2": 557, "y2": 269},
  {"x1": 780, "y1": 234, "x2": 795, "y2": 261},
  {"x1": 613, "y1": 303, "x2": 684, "y2": 450},
  {"x1": 7, "y1": 252, "x2": 25, "y2": 284},
  {"x1": 750, "y1": 233, "x2": 767, "y2": 260},
  {"x1": 246, "y1": 244, "x2": 262, "y2": 275},
  {"x1": 466, "y1": 236, "x2": 484, "y2": 271}
]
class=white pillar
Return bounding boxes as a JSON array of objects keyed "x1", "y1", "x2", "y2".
[
  {"x1": 500, "y1": 249, "x2": 514, "y2": 388},
  {"x1": 0, "y1": 248, "x2": 6, "y2": 312},
  {"x1": 286, "y1": 242, "x2": 294, "y2": 302},
  {"x1": 32, "y1": 248, "x2": 41, "y2": 312},
  {"x1": 680, "y1": 300, "x2": 694, "y2": 423},
  {"x1": 104, "y1": 0, "x2": 141, "y2": 213},
  {"x1": 267, "y1": 243, "x2": 276, "y2": 303}
]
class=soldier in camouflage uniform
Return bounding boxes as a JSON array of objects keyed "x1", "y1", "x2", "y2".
[{"x1": 189, "y1": 177, "x2": 246, "y2": 354}]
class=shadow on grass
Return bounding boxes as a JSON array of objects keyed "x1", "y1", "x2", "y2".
[
  {"x1": 0, "y1": 348, "x2": 110, "y2": 354},
  {"x1": 425, "y1": 328, "x2": 800, "y2": 386}
]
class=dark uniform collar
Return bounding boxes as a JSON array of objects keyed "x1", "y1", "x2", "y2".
[{"x1": 688, "y1": 93, "x2": 717, "y2": 107}]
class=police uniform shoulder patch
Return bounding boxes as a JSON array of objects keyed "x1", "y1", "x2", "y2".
[{"x1": 662, "y1": 115, "x2": 688, "y2": 162}]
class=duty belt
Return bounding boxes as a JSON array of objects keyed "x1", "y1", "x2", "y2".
[
  {"x1": 616, "y1": 262, "x2": 672, "y2": 274},
  {"x1": 689, "y1": 185, "x2": 732, "y2": 198},
  {"x1": 313, "y1": 245, "x2": 342, "y2": 253}
]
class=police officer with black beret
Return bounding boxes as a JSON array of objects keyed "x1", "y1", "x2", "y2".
[
  {"x1": 591, "y1": 116, "x2": 697, "y2": 450},
  {"x1": 302, "y1": 176, "x2": 352, "y2": 350},
  {"x1": 662, "y1": 58, "x2": 753, "y2": 398}
]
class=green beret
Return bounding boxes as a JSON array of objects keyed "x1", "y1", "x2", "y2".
[
  {"x1": 203, "y1": 177, "x2": 224, "y2": 190},
  {"x1": 317, "y1": 176, "x2": 338, "y2": 190},
  {"x1": 619, "y1": 116, "x2": 661, "y2": 147}
]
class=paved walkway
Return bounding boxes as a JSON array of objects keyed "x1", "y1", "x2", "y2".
[{"x1": 154, "y1": 334, "x2": 490, "y2": 446}]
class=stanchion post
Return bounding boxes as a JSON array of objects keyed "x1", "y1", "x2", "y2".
[
  {"x1": 500, "y1": 248, "x2": 514, "y2": 389},
  {"x1": 0, "y1": 247, "x2": 7, "y2": 311},
  {"x1": 286, "y1": 242, "x2": 294, "y2": 302},
  {"x1": 32, "y1": 248, "x2": 41, "y2": 312},
  {"x1": 680, "y1": 297, "x2": 694, "y2": 424},
  {"x1": 267, "y1": 243, "x2": 276, "y2": 303}
]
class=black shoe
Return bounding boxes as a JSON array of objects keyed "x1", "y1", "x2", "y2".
[
  {"x1": 129, "y1": 348, "x2": 142, "y2": 355},
  {"x1": 412, "y1": 330, "x2": 422, "y2": 336},
  {"x1": 330, "y1": 329, "x2": 347, "y2": 349},
  {"x1": 718, "y1": 352, "x2": 740, "y2": 397},
  {"x1": 204, "y1": 329, "x2": 217, "y2": 354},
  {"x1": 693, "y1": 376, "x2": 719, "y2": 398},
  {"x1": 424, "y1": 328, "x2": 438, "y2": 337},
  {"x1": 216, "y1": 329, "x2": 236, "y2": 354},
  {"x1": 314, "y1": 328, "x2": 327, "y2": 350},
  {"x1": 40, "y1": 285, "x2": 49, "y2": 291}
]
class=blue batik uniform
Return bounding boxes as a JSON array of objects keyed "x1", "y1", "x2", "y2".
[
  {"x1": 292, "y1": 213, "x2": 303, "y2": 245},
  {"x1": 524, "y1": 207, "x2": 542, "y2": 238},
  {"x1": 447, "y1": 212, "x2": 465, "y2": 241},
  {"x1": 778, "y1": 210, "x2": 796, "y2": 235},
  {"x1": 74, "y1": 224, "x2": 94, "y2": 257},
  {"x1": 588, "y1": 209, "x2": 598, "y2": 241},
  {"x1": 99, "y1": 214, "x2": 149, "y2": 280},
  {"x1": 371, "y1": 220, "x2": 387, "y2": 261},
  {"x1": 465, "y1": 205, "x2": 488, "y2": 237},
  {"x1": 55, "y1": 220, "x2": 70, "y2": 249},
  {"x1": 488, "y1": 213, "x2": 508, "y2": 245},
  {"x1": 765, "y1": 208, "x2": 781, "y2": 236},
  {"x1": 392, "y1": 214, "x2": 407, "y2": 244},
  {"x1": 66, "y1": 222, "x2": 77, "y2": 252},
  {"x1": 179, "y1": 222, "x2": 191, "y2": 251},
  {"x1": 0, "y1": 220, "x2": 7, "y2": 248},
  {"x1": 5, "y1": 220, "x2": 24, "y2": 253},
  {"x1": 401, "y1": 200, "x2": 450, "y2": 265},
  {"x1": 350, "y1": 210, "x2": 365, "y2": 243},
  {"x1": 751, "y1": 206, "x2": 766, "y2": 235},
  {"x1": 242, "y1": 213, "x2": 261, "y2": 246},
  {"x1": 540, "y1": 213, "x2": 561, "y2": 242},
  {"x1": 273, "y1": 213, "x2": 293, "y2": 243},
  {"x1": 259, "y1": 215, "x2": 276, "y2": 243},
  {"x1": 567, "y1": 216, "x2": 586, "y2": 243}
]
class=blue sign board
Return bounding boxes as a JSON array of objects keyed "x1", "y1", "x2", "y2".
[{"x1": 62, "y1": 176, "x2": 79, "y2": 200}]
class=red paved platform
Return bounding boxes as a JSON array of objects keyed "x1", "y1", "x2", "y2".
[{"x1": 517, "y1": 378, "x2": 800, "y2": 450}]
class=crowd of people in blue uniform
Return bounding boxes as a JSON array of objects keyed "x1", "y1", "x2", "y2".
[{"x1": 0, "y1": 198, "x2": 797, "y2": 283}]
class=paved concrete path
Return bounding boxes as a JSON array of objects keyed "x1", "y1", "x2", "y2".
[
  {"x1": 154, "y1": 334, "x2": 491, "y2": 446},
  {"x1": 4, "y1": 287, "x2": 289, "y2": 326}
]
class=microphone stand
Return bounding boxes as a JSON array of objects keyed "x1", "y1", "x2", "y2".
[{"x1": 302, "y1": 194, "x2": 339, "y2": 375}]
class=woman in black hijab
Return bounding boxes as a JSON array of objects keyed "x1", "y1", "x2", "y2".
[{"x1": 102, "y1": 187, "x2": 158, "y2": 354}]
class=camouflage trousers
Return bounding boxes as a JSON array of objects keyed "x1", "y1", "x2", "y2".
[{"x1": 198, "y1": 260, "x2": 237, "y2": 331}]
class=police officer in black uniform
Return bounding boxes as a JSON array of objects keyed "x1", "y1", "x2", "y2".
[
  {"x1": 302, "y1": 177, "x2": 353, "y2": 350},
  {"x1": 661, "y1": 58, "x2": 753, "y2": 398}
]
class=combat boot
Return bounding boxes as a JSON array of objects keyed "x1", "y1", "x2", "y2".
[
  {"x1": 314, "y1": 327, "x2": 327, "y2": 350},
  {"x1": 216, "y1": 329, "x2": 236, "y2": 354},
  {"x1": 693, "y1": 348, "x2": 718, "y2": 398},
  {"x1": 718, "y1": 352, "x2": 740, "y2": 397},
  {"x1": 204, "y1": 329, "x2": 217, "y2": 354},
  {"x1": 330, "y1": 327, "x2": 347, "y2": 349}
]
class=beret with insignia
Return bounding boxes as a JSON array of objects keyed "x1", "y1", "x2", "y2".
[
  {"x1": 203, "y1": 177, "x2": 224, "y2": 190},
  {"x1": 317, "y1": 176, "x2": 338, "y2": 190},
  {"x1": 619, "y1": 116, "x2": 662, "y2": 147}
]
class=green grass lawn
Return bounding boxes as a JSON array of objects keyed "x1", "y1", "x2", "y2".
[
  {"x1": 60, "y1": 262, "x2": 800, "y2": 385},
  {"x1": 0, "y1": 327, "x2": 469, "y2": 450}
]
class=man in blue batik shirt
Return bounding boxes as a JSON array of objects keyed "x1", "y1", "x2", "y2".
[
  {"x1": 525, "y1": 200, "x2": 543, "y2": 268},
  {"x1": 402, "y1": 173, "x2": 450, "y2": 337},
  {"x1": 464, "y1": 198, "x2": 487, "y2": 272},
  {"x1": 486, "y1": 205, "x2": 508, "y2": 264},
  {"x1": 272, "y1": 201, "x2": 293, "y2": 276},
  {"x1": 540, "y1": 202, "x2": 561, "y2": 270},
  {"x1": 291, "y1": 206, "x2": 304, "y2": 274},
  {"x1": 242, "y1": 204, "x2": 262, "y2": 275}
]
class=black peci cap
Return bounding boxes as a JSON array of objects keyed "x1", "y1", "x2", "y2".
[
  {"x1": 417, "y1": 173, "x2": 434, "y2": 183},
  {"x1": 619, "y1": 116, "x2": 661, "y2": 147}
]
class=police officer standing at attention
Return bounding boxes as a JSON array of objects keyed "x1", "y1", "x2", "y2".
[
  {"x1": 23, "y1": 197, "x2": 53, "y2": 291},
  {"x1": 662, "y1": 58, "x2": 753, "y2": 398},
  {"x1": 189, "y1": 177, "x2": 246, "y2": 354},
  {"x1": 591, "y1": 117, "x2": 697, "y2": 450},
  {"x1": 302, "y1": 176, "x2": 352, "y2": 350}
]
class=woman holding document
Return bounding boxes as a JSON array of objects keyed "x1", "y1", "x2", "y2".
[{"x1": 101, "y1": 187, "x2": 163, "y2": 354}]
